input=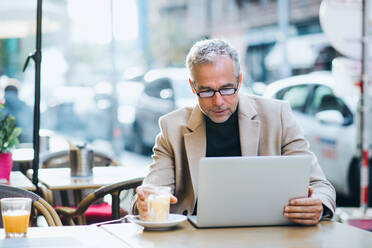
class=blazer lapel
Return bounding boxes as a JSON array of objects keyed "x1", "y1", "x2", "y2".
[
  {"x1": 182, "y1": 95, "x2": 260, "y2": 212},
  {"x1": 238, "y1": 95, "x2": 260, "y2": 156},
  {"x1": 183, "y1": 105, "x2": 205, "y2": 201}
]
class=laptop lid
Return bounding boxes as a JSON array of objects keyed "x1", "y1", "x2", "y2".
[{"x1": 190, "y1": 155, "x2": 311, "y2": 228}]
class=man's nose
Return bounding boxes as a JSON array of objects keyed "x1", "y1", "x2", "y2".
[{"x1": 212, "y1": 92, "x2": 224, "y2": 106}]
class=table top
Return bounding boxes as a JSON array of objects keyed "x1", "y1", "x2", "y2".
[
  {"x1": 1, "y1": 220, "x2": 371, "y2": 248},
  {"x1": 12, "y1": 148, "x2": 34, "y2": 163},
  {"x1": 101, "y1": 221, "x2": 372, "y2": 248},
  {"x1": 0, "y1": 225, "x2": 129, "y2": 248},
  {"x1": 6, "y1": 171, "x2": 36, "y2": 191},
  {"x1": 29, "y1": 166, "x2": 148, "y2": 190}
]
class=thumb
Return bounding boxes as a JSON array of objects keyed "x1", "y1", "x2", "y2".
[
  {"x1": 170, "y1": 195, "x2": 178, "y2": 204},
  {"x1": 308, "y1": 187, "x2": 313, "y2": 197}
]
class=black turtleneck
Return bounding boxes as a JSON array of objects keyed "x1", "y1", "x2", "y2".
[
  {"x1": 192, "y1": 108, "x2": 241, "y2": 215},
  {"x1": 205, "y1": 107, "x2": 241, "y2": 157}
]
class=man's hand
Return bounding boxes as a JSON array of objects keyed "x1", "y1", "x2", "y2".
[
  {"x1": 136, "y1": 186, "x2": 178, "y2": 219},
  {"x1": 283, "y1": 187, "x2": 323, "y2": 225}
]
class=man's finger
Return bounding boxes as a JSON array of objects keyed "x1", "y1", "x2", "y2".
[
  {"x1": 308, "y1": 187, "x2": 313, "y2": 197},
  {"x1": 289, "y1": 197, "x2": 322, "y2": 206},
  {"x1": 137, "y1": 191, "x2": 146, "y2": 201},
  {"x1": 284, "y1": 212, "x2": 318, "y2": 219},
  {"x1": 288, "y1": 218, "x2": 318, "y2": 225},
  {"x1": 170, "y1": 195, "x2": 178, "y2": 204},
  {"x1": 137, "y1": 201, "x2": 148, "y2": 211},
  {"x1": 284, "y1": 205, "x2": 322, "y2": 213}
]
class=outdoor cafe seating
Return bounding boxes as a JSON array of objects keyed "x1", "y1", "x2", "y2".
[
  {"x1": 38, "y1": 148, "x2": 119, "y2": 205},
  {"x1": 31, "y1": 146, "x2": 122, "y2": 222},
  {"x1": 0, "y1": 185, "x2": 62, "y2": 227},
  {"x1": 55, "y1": 178, "x2": 143, "y2": 225}
]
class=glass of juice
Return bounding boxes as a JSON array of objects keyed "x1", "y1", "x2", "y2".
[
  {"x1": 1, "y1": 198, "x2": 32, "y2": 238},
  {"x1": 138, "y1": 185, "x2": 171, "y2": 222}
]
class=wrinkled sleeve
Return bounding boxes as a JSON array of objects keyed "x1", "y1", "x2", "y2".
[
  {"x1": 131, "y1": 117, "x2": 176, "y2": 213},
  {"x1": 280, "y1": 101, "x2": 336, "y2": 219}
]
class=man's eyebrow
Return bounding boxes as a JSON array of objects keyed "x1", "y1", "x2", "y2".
[
  {"x1": 197, "y1": 86, "x2": 212, "y2": 91},
  {"x1": 198, "y1": 82, "x2": 235, "y2": 91}
]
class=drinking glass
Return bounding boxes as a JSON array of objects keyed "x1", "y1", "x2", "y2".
[
  {"x1": 138, "y1": 185, "x2": 171, "y2": 222},
  {"x1": 1, "y1": 198, "x2": 32, "y2": 238}
]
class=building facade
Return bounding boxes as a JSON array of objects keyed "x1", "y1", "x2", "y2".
[{"x1": 147, "y1": 0, "x2": 336, "y2": 84}]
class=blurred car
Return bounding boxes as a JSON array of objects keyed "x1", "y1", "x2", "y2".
[
  {"x1": 263, "y1": 72, "x2": 370, "y2": 201},
  {"x1": 132, "y1": 68, "x2": 197, "y2": 154}
]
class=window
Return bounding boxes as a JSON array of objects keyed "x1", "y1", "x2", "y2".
[
  {"x1": 275, "y1": 85, "x2": 309, "y2": 112},
  {"x1": 144, "y1": 78, "x2": 172, "y2": 99},
  {"x1": 308, "y1": 85, "x2": 353, "y2": 125},
  {"x1": 308, "y1": 85, "x2": 333, "y2": 115}
]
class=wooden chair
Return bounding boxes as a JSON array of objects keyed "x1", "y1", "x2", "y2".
[
  {"x1": 55, "y1": 177, "x2": 143, "y2": 225},
  {"x1": 0, "y1": 185, "x2": 62, "y2": 227}
]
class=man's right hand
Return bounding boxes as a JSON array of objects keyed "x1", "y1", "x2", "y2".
[{"x1": 136, "y1": 186, "x2": 178, "y2": 219}]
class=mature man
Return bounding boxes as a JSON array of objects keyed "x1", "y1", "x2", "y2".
[{"x1": 136, "y1": 39, "x2": 335, "y2": 225}]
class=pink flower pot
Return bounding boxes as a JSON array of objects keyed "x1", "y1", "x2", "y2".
[{"x1": 0, "y1": 153, "x2": 13, "y2": 184}]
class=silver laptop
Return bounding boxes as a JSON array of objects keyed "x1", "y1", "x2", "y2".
[{"x1": 188, "y1": 155, "x2": 311, "y2": 228}]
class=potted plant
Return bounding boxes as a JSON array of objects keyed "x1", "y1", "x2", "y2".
[{"x1": 0, "y1": 104, "x2": 21, "y2": 183}]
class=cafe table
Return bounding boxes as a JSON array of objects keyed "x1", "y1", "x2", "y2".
[
  {"x1": 1, "y1": 220, "x2": 372, "y2": 248},
  {"x1": 28, "y1": 166, "x2": 147, "y2": 191},
  {"x1": 0, "y1": 225, "x2": 129, "y2": 248},
  {"x1": 27, "y1": 165, "x2": 148, "y2": 204},
  {"x1": 12, "y1": 148, "x2": 34, "y2": 174},
  {"x1": 5, "y1": 171, "x2": 36, "y2": 191},
  {"x1": 100, "y1": 220, "x2": 372, "y2": 248}
]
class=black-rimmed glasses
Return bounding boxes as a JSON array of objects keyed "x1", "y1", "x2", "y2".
[{"x1": 194, "y1": 87, "x2": 238, "y2": 98}]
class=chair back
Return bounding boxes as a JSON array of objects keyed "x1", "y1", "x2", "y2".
[
  {"x1": 55, "y1": 177, "x2": 143, "y2": 225},
  {"x1": 40, "y1": 149, "x2": 118, "y2": 168},
  {"x1": 0, "y1": 185, "x2": 62, "y2": 226}
]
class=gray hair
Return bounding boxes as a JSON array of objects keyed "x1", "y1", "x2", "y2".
[{"x1": 186, "y1": 39, "x2": 240, "y2": 82}]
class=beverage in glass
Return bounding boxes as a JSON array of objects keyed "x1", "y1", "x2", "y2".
[
  {"x1": 1, "y1": 198, "x2": 32, "y2": 238},
  {"x1": 138, "y1": 185, "x2": 171, "y2": 222}
]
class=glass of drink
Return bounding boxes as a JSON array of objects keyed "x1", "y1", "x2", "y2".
[
  {"x1": 138, "y1": 185, "x2": 171, "y2": 222},
  {"x1": 1, "y1": 198, "x2": 32, "y2": 238}
]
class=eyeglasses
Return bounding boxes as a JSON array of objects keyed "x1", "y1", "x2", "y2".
[{"x1": 194, "y1": 86, "x2": 238, "y2": 98}]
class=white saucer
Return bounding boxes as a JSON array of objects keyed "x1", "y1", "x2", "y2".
[{"x1": 127, "y1": 214, "x2": 187, "y2": 230}]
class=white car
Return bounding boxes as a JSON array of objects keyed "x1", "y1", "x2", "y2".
[
  {"x1": 264, "y1": 72, "x2": 366, "y2": 201},
  {"x1": 133, "y1": 68, "x2": 197, "y2": 154}
]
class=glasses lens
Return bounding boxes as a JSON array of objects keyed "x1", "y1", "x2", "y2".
[
  {"x1": 219, "y1": 88, "x2": 236, "y2": 96},
  {"x1": 199, "y1": 91, "x2": 214, "y2": 98}
]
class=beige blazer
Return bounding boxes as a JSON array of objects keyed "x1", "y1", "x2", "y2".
[{"x1": 142, "y1": 94, "x2": 336, "y2": 217}]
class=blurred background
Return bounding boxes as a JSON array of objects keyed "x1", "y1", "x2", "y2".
[{"x1": 0, "y1": 0, "x2": 371, "y2": 206}]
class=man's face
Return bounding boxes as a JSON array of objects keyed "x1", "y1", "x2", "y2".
[{"x1": 189, "y1": 56, "x2": 241, "y2": 123}]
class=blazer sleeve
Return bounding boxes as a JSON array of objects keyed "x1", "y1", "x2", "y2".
[
  {"x1": 280, "y1": 101, "x2": 336, "y2": 219},
  {"x1": 131, "y1": 117, "x2": 177, "y2": 214},
  {"x1": 143, "y1": 117, "x2": 177, "y2": 191}
]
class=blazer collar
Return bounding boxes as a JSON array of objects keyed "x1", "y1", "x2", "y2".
[
  {"x1": 184, "y1": 104, "x2": 206, "y2": 207},
  {"x1": 237, "y1": 94, "x2": 260, "y2": 156},
  {"x1": 186, "y1": 94, "x2": 258, "y2": 130},
  {"x1": 237, "y1": 94, "x2": 258, "y2": 120},
  {"x1": 186, "y1": 104, "x2": 204, "y2": 131}
]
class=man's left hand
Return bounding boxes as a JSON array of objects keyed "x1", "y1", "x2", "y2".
[{"x1": 283, "y1": 187, "x2": 323, "y2": 225}]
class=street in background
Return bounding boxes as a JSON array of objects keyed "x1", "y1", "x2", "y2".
[{"x1": 264, "y1": 71, "x2": 371, "y2": 204}]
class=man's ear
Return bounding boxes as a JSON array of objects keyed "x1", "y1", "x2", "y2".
[
  {"x1": 237, "y1": 73, "x2": 242, "y2": 90},
  {"x1": 189, "y1": 78, "x2": 196, "y2": 94}
]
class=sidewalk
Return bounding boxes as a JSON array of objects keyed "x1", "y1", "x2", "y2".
[{"x1": 336, "y1": 207, "x2": 372, "y2": 231}]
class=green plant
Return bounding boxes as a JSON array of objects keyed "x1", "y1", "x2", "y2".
[{"x1": 0, "y1": 104, "x2": 21, "y2": 153}]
